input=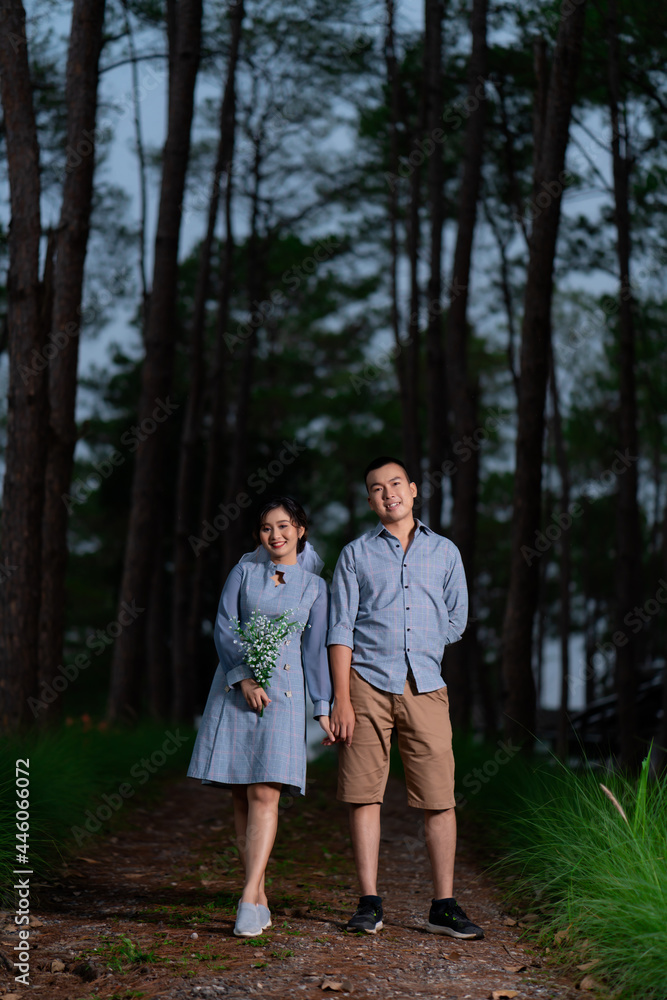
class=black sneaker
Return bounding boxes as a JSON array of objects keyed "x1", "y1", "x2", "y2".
[
  {"x1": 426, "y1": 898, "x2": 484, "y2": 939},
  {"x1": 345, "y1": 895, "x2": 383, "y2": 934}
]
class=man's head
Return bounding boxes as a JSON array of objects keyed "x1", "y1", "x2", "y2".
[{"x1": 364, "y1": 456, "x2": 418, "y2": 525}]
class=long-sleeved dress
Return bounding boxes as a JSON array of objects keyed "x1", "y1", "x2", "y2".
[{"x1": 187, "y1": 556, "x2": 332, "y2": 796}]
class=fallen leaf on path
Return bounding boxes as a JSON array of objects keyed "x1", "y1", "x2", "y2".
[
  {"x1": 578, "y1": 975, "x2": 600, "y2": 991},
  {"x1": 321, "y1": 976, "x2": 352, "y2": 992},
  {"x1": 2, "y1": 993, "x2": 21, "y2": 999},
  {"x1": 77, "y1": 856, "x2": 99, "y2": 864},
  {"x1": 490, "y1": 991, "x2": 519, "y2": 999},
  {"x1": 577, "y1": 959, "x2": 600, "y2": 972},
  {"x1": 519, "y1": 912, "x2": 540, "y2": 924},
  {"x1": 502, "y1": 965, "x2": 527, "y2": 973},
  {"x1": 443, "y1": 950, "x2": 461, "y2": 961},
  {"x1": 502, "y1": 917, "x2": 517, "y2": 926},
  {"x1": 123, "y1": 873, "x2": 143, "y2": 879},
  {"x1": 554, "y1": 927, "x2": 570, "y2": 943},
  {"x1": 29, "y1": 917, "x2": 43, "y2": 926},
  {"x1": 51, "y1": 959, "x2": 66, "y2": 972}
]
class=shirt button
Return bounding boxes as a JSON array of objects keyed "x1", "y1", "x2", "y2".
[
  {"x1": 284, "y1": 664, "x2": 290, "y2": 670},
  {"x1": 285, "y1": 691, "x2": 292, "y2": 697},
  {"x1": 405, "y1": 585, "x2": 409, "y2": 588},
  {"x1": 407, "y1": 628, "x2": 411, "y2": 631},
  {"x1": 406, "y1": 607, "x2": 410, "y2": 610}
]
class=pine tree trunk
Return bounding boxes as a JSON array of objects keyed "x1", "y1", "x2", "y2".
[
  {"x1": 500, "y1": 3, "x2": 587, "y2": 748},
  {"x1": 108, "y1": 0, "x2": 203, "y2": 721},
  {"x1": 424, "y1": 0, "x2": 446, "y2": 530},
  {"x1": 607, "y1": 0, "x2": 642, "y2": 770},
  {"x1": 549, "y1": 344, "x2": 571, "y2": 761},
  {"x1": 219, "y1": 143, "x2": 264, "y2": 580},
  {"x1": 384, "y1": 0, "x2": 409, "y2": 462},
  {"x1": 0, "y1": 2, "x2": 47, "y2": 730},
  {"x1": 38, "y1": 0, "x2": 106, "y2": 727},
  {"x1": 444, "y1": 0, "x2": 487, "y2": 731},
  {"x1": 185, "y1": 157, "x2": 236, "y2": 712},
  {"x1": 171, "y1": 0, "x2": 243, "y2": 723}
]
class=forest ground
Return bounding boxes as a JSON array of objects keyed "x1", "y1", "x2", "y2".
[{"x1": 0, "y1": 759, "x2": 591, "y2": 1000}]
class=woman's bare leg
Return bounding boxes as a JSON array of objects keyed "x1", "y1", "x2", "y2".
[{"x1": 233, "y1": 783, "x2": 280, "y2": 906}]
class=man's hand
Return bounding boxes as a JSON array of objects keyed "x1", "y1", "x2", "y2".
[
  {"x1": 239, "y1": 678, "x2": 271, "y2": 713},
  {"x1": 318, "y1": 715, "x2": 335, "y2": 745},
  {"x1": 331, "y1": 699, "x2": 356, "y2": 746}
]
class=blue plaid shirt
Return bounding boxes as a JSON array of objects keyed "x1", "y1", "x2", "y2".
[{"x1": 327, "y1": 519, "x2": 468, "y2": 694}]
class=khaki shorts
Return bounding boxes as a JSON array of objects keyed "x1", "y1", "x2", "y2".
[{"x1": 337, "y1": 668, "x2": 456, "y2": 810}]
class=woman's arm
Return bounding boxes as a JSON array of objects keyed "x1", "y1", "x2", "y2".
[
  {"x1": 302, "y1": 582, "x2": 333, "y2": 716},
  {"x1": 213, "y1": 563, "x2": 253, "y2": 687}
]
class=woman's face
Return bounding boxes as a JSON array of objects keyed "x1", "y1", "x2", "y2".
[{"x1": 259, "y1": 506, "x2": 305, "y2": 564}]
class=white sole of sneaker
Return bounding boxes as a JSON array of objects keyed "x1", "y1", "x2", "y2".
[
  {"x1": 346, "y1": 920, "x2": 383, "y2": 934},
  {"x1": 426, "y1": 921, "x2": 482, "y2": 939}
]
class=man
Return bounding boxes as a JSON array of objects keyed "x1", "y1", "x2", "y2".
[{"x1": 326, "y1": 456, "x2": 483, "y2": 939}]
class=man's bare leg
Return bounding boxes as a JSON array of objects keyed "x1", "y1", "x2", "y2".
[
  {"x1": 424, "y1": 807, "x2": 456, "y2": 899},
  {"x1": 349, "y1": 802, "x2": 382, "y2": 895}
]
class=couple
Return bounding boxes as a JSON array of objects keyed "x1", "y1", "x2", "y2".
[{"x1": 187, "y1": 457, "x2": 483, "y2": 942}]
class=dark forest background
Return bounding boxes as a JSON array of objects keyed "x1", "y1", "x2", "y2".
[{"x1": 1, "y1": 0, "x2": 666, "y2": 770}]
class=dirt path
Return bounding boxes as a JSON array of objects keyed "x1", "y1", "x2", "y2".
[{"x1": 0, "y1": 761, "x2": 585, "y2": 1000}]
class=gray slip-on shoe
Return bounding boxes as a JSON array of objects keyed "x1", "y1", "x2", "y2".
[
  {"x1": 258, "y1": 904, "x2": 272, "y2": 930},
  {"x1": 233, "y1": 901, "x2": 263, "y2": 937}
]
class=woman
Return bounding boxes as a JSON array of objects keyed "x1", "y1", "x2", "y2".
[{"x1": 187, "y1": 497, "x2": 333, "y2": 937}]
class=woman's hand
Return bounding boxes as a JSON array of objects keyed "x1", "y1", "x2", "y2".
[
  {"x1": 239, "y1": 678, "x2": 271, "y2": 713},
  {"x1": 318, "y1": 715, "x2": 335, "y2": 746}
]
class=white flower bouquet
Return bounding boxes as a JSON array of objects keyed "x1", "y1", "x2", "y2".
[{"x1": 229, "y1": 608, "x2": 308, "y2": 716}]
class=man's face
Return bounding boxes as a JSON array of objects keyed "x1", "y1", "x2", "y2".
[{"x1": 366, "y1": 463, "x2": 418, "y2": 524}]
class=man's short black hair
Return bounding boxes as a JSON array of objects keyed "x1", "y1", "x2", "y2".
[{"x1": 363, "y1": 456, "x2": 413, "y2": 489}]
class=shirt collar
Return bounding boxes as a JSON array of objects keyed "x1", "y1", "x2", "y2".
[{"x1": 372, "y1": 517, "x2": 431, "y2": 538}]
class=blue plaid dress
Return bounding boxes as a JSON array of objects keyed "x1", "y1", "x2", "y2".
[{"x1": 187, "y1": 558, "x2": 332, "y2": 796}]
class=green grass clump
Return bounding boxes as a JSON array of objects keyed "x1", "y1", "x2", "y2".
[
  {"x1": 447, "y1": 737, "x2": 667, "y2": 999},
  {"x1": 0, "y1": 719, "x2": 195, "y2": 900}
]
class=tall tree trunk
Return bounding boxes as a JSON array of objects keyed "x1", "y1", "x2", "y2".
[
  {"x1": 38, "y1": 0, "x2": 106, "y2": 727},
  {"x1": 171, "y1": 0, "x2": 243, "y2": 723},
  {"x1": 405, "y1": 160, "x2": 422, "y2": 484},
  {"x1": 607, "y1": 0, "x2": 642, "y2": 770},
  {"x1": 444, "y1": 0, "x2": 487, "y2": 731},
  {"x1": 549, "y1": 343, "x2": 572, "y2": 761},
  {"x1": 108, "y1": 0, "x2": 203, "y2": 721},
  {"x1": 657, "y1": 501, "x2": 667, "y2": 773},
  {"x1": 424, "y1": 0, "x2": 447, "y2": 530},
  {"x1": 121, "y1": 0, "x2": 149, "y2": 325},
  {"x1": 0, "y1": 2, "x2": 47, "y2": 730},
  {"x1": 220, "y1": 141, "x2": 264, "y2": 580},
  {"x1": 501, "y1": 3, "x2": 587, "y2": 748},
  {"x1": 185, "y1": 155, "x2": 237, "y2": 712},
  {"x1": 384, "y1": 0, "x2": 409, "y2": 463}
]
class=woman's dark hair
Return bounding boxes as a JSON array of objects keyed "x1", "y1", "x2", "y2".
[{"x1": 253, "y1": 496, "x2": 309, "y2": 553}]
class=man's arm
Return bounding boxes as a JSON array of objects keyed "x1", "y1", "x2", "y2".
[
  {"x1": 329, "y1": 644, "x2": 355, "y2": 745},
  {"x1": 443, "y1": 542, "x2": 469, "y2": 644},
  {"x1": 326, "y1": 545, "x2": 360, "y2": 744}
]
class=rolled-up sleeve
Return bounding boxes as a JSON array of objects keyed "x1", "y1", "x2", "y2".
[
  {"x1": 302, "y1": 581, "x2": 333, "y2": 718},
  {"x1": 326, "y1": 544, "x2": 359, "y2": 649},
  {"x1": 214, "y1": 563, "x2": 254, "y2": 688},
  {"x1": 443, "y1": 543, "x2": 468, "y2": 645}
]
